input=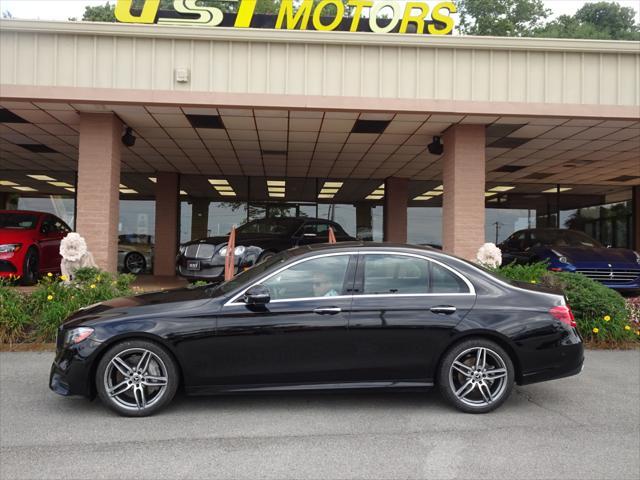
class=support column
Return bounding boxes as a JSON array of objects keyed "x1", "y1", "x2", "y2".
[
  {"x1": 76, "y1": 113, "x2": 122, "y2": 273},
  {"x1": 355, "y1": 203, "x2": 373, "y2": 241},
  {"x1": 191, "y1": 198, "x2": 210, "y2": 240},
  {"x1": 154, "y1": 172, "x2": 179, "y2": 276},
  {"x1": 383, "y1": 177, "x2": 408, "y2": 243},
  {"x1": 442, "y1": 124, "x2": 486, "y2": 260},
  {"x1": 633, "y1": 186, "x2": 639, "y2": 252}
]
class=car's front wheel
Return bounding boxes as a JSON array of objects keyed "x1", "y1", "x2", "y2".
[
  {"x1": 96, "y1": 340, "x2": 179, "y2": 417},
  {"x1": 438, "y1": 338, "x2": 514, "y2": 414}
]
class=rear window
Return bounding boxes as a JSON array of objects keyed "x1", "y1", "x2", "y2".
[{"x1": 0, "y1": 213, "x2": 38, "y2": 229}]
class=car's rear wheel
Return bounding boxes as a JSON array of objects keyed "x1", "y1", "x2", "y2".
[
  {"x1": 438, "y1": 338, "x2": 514, "y2": 414},
  {"x1": 124, "y1": 251, "x2": 146, "y2": 275},
  {"x1": 96, "y1": 340, "x2": 179, "y2": 417},
  {"x1": 258, "y1": 251, "x2": 276, "y2": 263},
  {"x1": 20, "y1": 248, "x2": 39, "y2": 285}
]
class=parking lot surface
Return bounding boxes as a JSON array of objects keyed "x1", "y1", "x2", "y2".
[{"x1": 0, "y1": 349, "x2": 638, "y2": 480}]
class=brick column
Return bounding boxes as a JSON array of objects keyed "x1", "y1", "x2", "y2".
[
  {"x1": 154, "y1": 172, "x2": 179, "y2": 276},
  {"x1": 191, "y1": 198, "x2": 210, "y2": 240},
  {"x1": 633, "y1": 186, "x2": 639, "y2": 252},
  {"x1": 76, "y1": 113, "x2": 122, "y2": 272},
  {"x1": 383, "y1": 177, "x2": 408, "y2": 243},
  {"x1": 442, "y1": 124, "x2": 486, "y2": 260}
]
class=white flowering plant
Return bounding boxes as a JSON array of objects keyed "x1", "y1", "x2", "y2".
[
  {"x1": 59, "y1": 232, "x2": 88, "y2": 262},
  {"x1": 476, "y1": 243, "x2": 502, "y2": 269}
]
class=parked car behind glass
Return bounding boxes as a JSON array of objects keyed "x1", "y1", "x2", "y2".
[
  {"x1": 499, "y1": 228, "x2": 640, "y2": 292},
  {"x1": 0, "y1": 210, "x2": 71, "y2": 285},
  {"x1": 176, "y1": 217, "x2": 355, "y2": 282},
  {"x1": 118, "y1": 234, "x2": 153, "y2": 275}
]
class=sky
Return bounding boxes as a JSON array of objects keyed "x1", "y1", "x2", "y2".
[{"x1": 1, "y1": 0, "x2": 639, "y2": 23}]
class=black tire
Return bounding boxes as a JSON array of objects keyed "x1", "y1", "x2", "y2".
[
  {"x1": 20, "y1": 248, "x2": 39, "y2": 286},
  {"x1": 438, "y1": 338, "x2": 515, "y2": 414},
  {"x1": 258, "y1": 251, "x2": 276, "y2": 263},
  {"x1": 124, "y1": 251, "x2": 147, "y2": 275},
  {"x1": 96, "y1": 339, "x2": 179, "y2": 417}
]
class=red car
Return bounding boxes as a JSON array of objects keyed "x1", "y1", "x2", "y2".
[{"x1": 0, "y1": 210, "x2": 72, "y2": 285}]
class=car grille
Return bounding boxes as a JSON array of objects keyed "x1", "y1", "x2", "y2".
[
  {"x1": 0, "y1": 260, "x2": 17, "y2": 273},
  {"x1": 184, "y1": 243, "x2": 216, "y2": 259},
  {"x1": 575, "y1": 268, "x2": 640, "y2": 283}
]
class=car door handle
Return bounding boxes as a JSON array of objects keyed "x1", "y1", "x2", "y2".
[
  {"x1": 313, "y1": 307, "x2": 342, "y2": 315},
  {"x1": 430, "y1": 306, "x2": 457, "y2": 315}
]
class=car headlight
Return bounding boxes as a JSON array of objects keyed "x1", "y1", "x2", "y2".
[
  {"x1": 0, "y1": 243, "x2": 21, "y2": 253},
  {"x1": 63, "y1": 327, "x2": 94, "y2": 346},
  {"x1": 218, "y1": 246, "x2": 246, "y2": 256},
  {"x1": 178, "y1": 245, "x2": 186, "y2": 255},
  {"x1": 551, "y1": 249, "x2": 569, "y2": 264},
  {"x1": 634, "y1": 251, "x2": 640, "y2": 265}
]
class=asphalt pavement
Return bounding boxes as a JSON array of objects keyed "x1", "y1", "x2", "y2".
[{"x1": 0, "y1": 349, "x2": 638, "y2": 480}]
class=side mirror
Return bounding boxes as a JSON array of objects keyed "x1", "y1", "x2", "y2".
[{"x1": 244, "y1": 284, "x2": 271, "y2": 305}]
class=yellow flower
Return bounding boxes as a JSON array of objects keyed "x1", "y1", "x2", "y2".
[
  {"x1": 603, "y1": 315, "x2": 611, "y2": 322},
  {"x1": 47, "y1": 294, "x2": 53, "y2": 301},
  {"x1": 59, "y1": 275, "x2": 67, "y2": 281},
  {"x1": 90, "y1": 284, "x2": 96, "y2": 289},
  {"x1": 530, "y1": 280, "x2": 537, "y2": 284},
  {"x1": 624, "y1": 325, "x2": 631, "y2": 331},
  {"x1": 47, "y1": 272, "x2": 53, "y2": 277},
  {"x1": 96, "y1": 276, "x2": 101, "y2": 281},
  {"x1": 592, "y1": 327, "x2": 599, "y2": 334}
]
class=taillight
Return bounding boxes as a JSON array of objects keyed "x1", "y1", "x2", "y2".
[{"x1": 550, "y1": 305, "x2": 576, "y2": 328}]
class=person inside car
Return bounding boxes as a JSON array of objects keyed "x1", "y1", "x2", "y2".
[{"x1": 312, "y1": 271, "x2": 339, "y2": 297}]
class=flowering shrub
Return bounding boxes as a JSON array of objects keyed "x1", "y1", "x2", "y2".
[
  {"x1": 476, "y1": 243, "x2": 502, "y2": 268},
  {"x1": 493, "y1": 260, "x2": 638, "y2": 345},
  {"x1": 0, "y1": 268, "x2": 134, "y2": 343}
]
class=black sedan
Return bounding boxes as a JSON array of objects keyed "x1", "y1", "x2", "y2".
[
  {"x1": 176, "y1": 217, "x2": 355, "y2": 281},
  {"x1": 50, "y1": 242, "x2": 584, "y2": 417}
]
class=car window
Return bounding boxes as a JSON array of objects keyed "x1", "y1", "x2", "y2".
[
  {"x1": 0, "y1": 213, "x2": 38, "y2": 229},
  {"x1": 362, "y1": 254, "x2": 430, "y2": 294},
  {"x1": 430, "y1": 262, "x2": 469, "y2": 293},
  {"x1": 362, "y1": 254, "x2": 470, "y2": 295},
  {"x1": 263, "y1": 255, "x2": 350, "y2": 300},
  {"x1": 40, "y1": 216, "x2": 55, "y2": 234},
  {"x1": 53, "y1": 217, "x2": 71, "y2": 234}
]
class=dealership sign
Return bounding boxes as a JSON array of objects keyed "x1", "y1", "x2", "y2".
[{"x1": 115, "y1": 0, "x2": 457, "y2": 35}]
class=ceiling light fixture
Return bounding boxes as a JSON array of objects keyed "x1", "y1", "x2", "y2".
[
  {"x1": 48, "y1": 181, "x2": 73, "y2": 188},
  {"x1": 148, "y1": 177, "x2": 157, "y2": 183},
  {"x1": 209, "y1": 179, "x2": 230, "y2": 185},
  {"x1": 542, "y1": 187, "x2": 572, "y2": 193},
  {"x1": 12, "y1": 186, "x2": 37, "y2": 191},
  {"x1": 0, "y1": 180, "x2": 19, "y2": 186},
  {"x1": 413, "y1": 196, "x2": 433, "y2": 201},
  {"x1": 27, "y1": 174, "x2": 56, "y2": 181},
  {"x1": 489, "y1": 186, "x2": 515, "y2": 192},
  {"x1": 119, "y1": 188, "x2": 138, "y2": 194}
]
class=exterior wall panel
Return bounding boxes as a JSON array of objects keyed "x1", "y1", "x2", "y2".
[{"x1": 1, "y1": 20, "x2": 638, "y2": 114}]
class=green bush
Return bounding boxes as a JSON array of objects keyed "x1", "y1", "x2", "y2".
[
  {"x1": 493, "y1": 262, "x2": 637, "y2": 344},
  {"x1": 496, "y1": 260, "x2": 549, "y2": 284},
  {"x1": 0, "y1": 279, "x2": 31, "y2": 344},
  {"x1": 0, "y1": 268, "x2": 135, "y2": 343}
]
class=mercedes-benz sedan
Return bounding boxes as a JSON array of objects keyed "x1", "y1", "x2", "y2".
[{"x1": 50, "y1": 242, "x2": 584, "y2": 416}]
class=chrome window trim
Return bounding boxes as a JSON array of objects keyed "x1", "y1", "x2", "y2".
[{"x1": 224, "y1": 250, "x2": 475, "y2": 307}]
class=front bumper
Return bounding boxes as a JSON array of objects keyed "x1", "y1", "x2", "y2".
[{"x1": 49, "y1": 337, "x2": 103, "y2": 398}]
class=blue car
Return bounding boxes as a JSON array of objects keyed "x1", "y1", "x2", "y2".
[{"x1": 499, "y1": 228, "x2": 640, "y2": 293}]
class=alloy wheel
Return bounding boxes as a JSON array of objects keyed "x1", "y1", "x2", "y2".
[
  {"x1": 103, "y1": 348, "x2": 169, "y2": 411},
  {"x1": 448, "y1": 347, "x2": 508, "y2": 408},
  {"x1": 125, "y1": 252, "x2": 146, "y2": 274}
]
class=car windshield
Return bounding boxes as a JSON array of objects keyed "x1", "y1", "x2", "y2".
[
  {"x1": 533, "y1": 230, "x2": 602, "y2": 248},
  {"x1": 235, "y1": 218, "x2": 303, "y2": 236},
  {"x1": 213, "y1": 250, "x2": 292, "y2": 295},
  {"x1": 0, "y1": 213, "x2": 38, "y2": 230}
]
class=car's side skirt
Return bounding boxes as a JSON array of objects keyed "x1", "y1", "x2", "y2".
[{"x1": 185, "y1": 380, "x2": 434, "y2": 396}]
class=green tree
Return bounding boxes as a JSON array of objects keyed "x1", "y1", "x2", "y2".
[
  {"x1": 456, "y1": 0, "x2": 550, "y2": 36},
  {"x1": 533, "y1": 1, "x2": 640, "y2": 40}
]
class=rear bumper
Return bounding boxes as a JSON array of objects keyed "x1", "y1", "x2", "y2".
[{"x1": 519, "y1": 341, "x2": 584, "y2": 386}]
